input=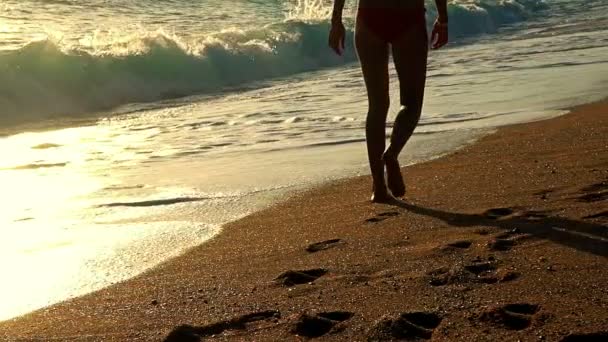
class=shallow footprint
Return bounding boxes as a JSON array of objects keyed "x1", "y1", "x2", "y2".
[
  {"x1": 366, "y1": 211, "x2": 400, "y2": 224},
  {"x1": 464, "y1": 261, "x2": 497, "y2": 275},
  {"x1": 483, "y1": 207, "x2": 515, "y2": 220},
  {"x1": 379, "y1": 211, "x2": 400, "y2": 217},
  {"x1": 488, "y1": 238, "x2": 516, "y2": 252},
  {"x1": 478, "y1": 303, "x2": 540, "y2": 330},
  {"x1": 522, "y1": 210, "x2": 550, "y2": 220},
  {"x1": 291, "y1": 311, "x2": 355, "y2": 338},
  {"x1": 489, "y1": 229, "x2": 532, "y2": 251},
  {"x1": 583, "y1": 211, "x2": 608, "y2": 220},
  {"x1": 306, "y1": 239, "x2": 343, "y2": 253},
  {"x1": 578, "y1": 191, "x2": 608, "y2": 203},
  {"x1": 446, "y1": 240, "x2": 473, "y2": 249},
  {"x1": 275, "y1": 269, "x2": 328, "y2": 287},
  {"x1": 427, "y1": 258, "x2": 504, "y2": 287},
  {"x1": 368, "y1": 311, "x2": 442, "y2": 341},
  {"x1": 581, "y1": 181, "x2": 608, "y2": 193},
  {"x1": 366, "y1": 217, "x2": 387, "y2": 224},
  {"x1": 164, "y1": 310, "x2": 280, "y2": 341}
]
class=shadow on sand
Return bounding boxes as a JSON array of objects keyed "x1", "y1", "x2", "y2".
[{"x1": 390, "y1": 200, "x2": 607, "y2": 258}]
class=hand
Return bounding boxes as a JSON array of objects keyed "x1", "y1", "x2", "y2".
[
  {"x1": 329, "y1": 21, "x2": 346, "y2": 56},
  {"x1": 431, "y1": 19, "x2": 448, "y2": 50}
]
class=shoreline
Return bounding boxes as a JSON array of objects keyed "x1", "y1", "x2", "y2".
[{"x1": 1, "y1": 100, "x2": 607, "y2": 341}]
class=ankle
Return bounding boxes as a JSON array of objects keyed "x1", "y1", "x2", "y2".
[{"x1": 372, "y1": 183, "x2": 389, "y2": 195}]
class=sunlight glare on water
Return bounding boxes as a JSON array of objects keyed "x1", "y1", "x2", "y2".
[{"x1": 0, "y1": 126, "x2": 221, "y2": 320}]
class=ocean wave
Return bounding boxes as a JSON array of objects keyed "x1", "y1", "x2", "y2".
[
  {"x1": 0, "y1": 0, "x2": 546, "y2": 127},
  {"x1": 436, "y1": 0, "x2": 548, "y2": 37}
]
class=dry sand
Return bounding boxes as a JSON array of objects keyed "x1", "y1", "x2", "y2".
[{"x1": 1, "y1": 101, "x2": 607, "y2": 341}]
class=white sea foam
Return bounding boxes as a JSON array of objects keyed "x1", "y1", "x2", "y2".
[{"x1": 0, "y1": 0, "x2": 550, "y2": 128}]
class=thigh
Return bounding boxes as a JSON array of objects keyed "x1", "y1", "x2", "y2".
[
  {"x1": 355, "y1": 20, "x2": 390, "y2": 109},
  {"x1": 391, "y1": 20, "x2": 429, "y2": 110}
]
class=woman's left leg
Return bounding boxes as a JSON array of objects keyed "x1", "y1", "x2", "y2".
[{"x1": 355, "y1": 19, "x2": 393, "y2": 202}]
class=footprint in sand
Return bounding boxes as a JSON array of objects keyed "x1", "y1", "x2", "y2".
[
  {"x1": 306, "y1": 239, "x2": 343, "y2": 253},
  {"x1": 583, "y1": 211, "x2": 608, "y2": 220},
  {"x1": 443, "y1": 240, "x2": 473, "y2": 250},
  {"x1": 275, "y1": 268, "x2": 328, "y2": 287},
  {"x1": 478, "y1": 303, "x2": 540, "y2": 331},
  {"x1": 368, "y1": 311, "x2": 442, "y2": 341},
  {"x1": 463, "y1": 260, "x2": 496, "y2": 275},
  {"x1": 561, "y1": 331, "x2": 608, "y2": 342},
  {"x1": 437, "y1": 240, "x2": 474, "y2": 254},
  {"x1": 488, "y1": 229, "x2": 532, "y2": 252},
  {"x1": 291, "y1": 311, "x2": 355, "y2": 338},
  {"x1": 379, "y1": 211, "x2": 400, "y2": 217},
  {"x1": 488, "y1": 238, "x2": 516, "y2": 252},
  {"x1": 366, "y1": 211, "x2": 400, "y2": 224},
  {"x1": 163, "y1": 310, "x2": 280, "y2": 341},
  {"x1": 482, "y1": 207, "x2": 515, "y2": 220},
  {"x1": 578, "y1": 181, "x2": 608, "y2": 203},
  {"x1": 579, "y1": 192, "x2": 608, "y2": 202},
  {"x1": 581, "y1": 181, "x2": 608, "y2": 193},
  {"x1": 474, "y1": 228, "x2": 492, "y2": 236},
  {"x1": 522, "y1": 210, "x2": 551, "y2": 220},
  {"x1": 428, "y1": 258, "x2": 519, "y2": 286}
]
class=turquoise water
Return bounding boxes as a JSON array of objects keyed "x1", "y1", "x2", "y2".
[
  {"x1": 3, "y1": 0, "x2": 601, "y2": 127},
  {"x1": 0, "y1": 0, "x2": 606, "y2": 321}
]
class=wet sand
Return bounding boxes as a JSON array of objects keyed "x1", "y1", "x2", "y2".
[{"x1": 1, "y1": 101, "x2": 607, "y2": 341}]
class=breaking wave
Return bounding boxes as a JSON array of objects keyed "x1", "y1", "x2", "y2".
[{"x1": 0, "y1": 0, "x2": 547, "y2": 127}]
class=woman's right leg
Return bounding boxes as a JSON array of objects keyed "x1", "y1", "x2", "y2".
[
  {"x1": 355, "y1": 20, "x2": 393, "y2": 202},
  {"x1": 384, "y1": 16, "x2": 429, "y2": 197}
]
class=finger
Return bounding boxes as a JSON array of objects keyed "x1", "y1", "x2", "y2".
[
  {"x1": 433, "y1": 28, "x2": 448, "y2": 49},
  {"x1": 329, "y1": 37, "x2": 340, "y2": 55},
  {"x1": 440, "y1": 33, "x2": 448, "y2": 47},
  {"x1": 434, "y1": 37, "x2": 445, "y2": 49},
  {"x1": 333, "y1": 43, "x2": 342, "y2": 56},
  {"x1": 430, "y1": 33, "x2": 438, "y2": 48},
  {"x1": 434, "y1": 37, "x2": 447, "y2": 49},
  {"x1": 432, "y1": 37, "x2": 442, "y2": 49}
]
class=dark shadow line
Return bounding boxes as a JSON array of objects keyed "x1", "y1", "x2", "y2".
[
  {"x1": 389, "y1": 201, "x2": 608, "y2": 258},
  {"x1": 99, "y1": 197, "x2": 205, "y2": 208}
]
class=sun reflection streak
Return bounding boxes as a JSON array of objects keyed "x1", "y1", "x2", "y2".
[{"x1": 0, "y1": 123, "x2": 182, "y2": 321}]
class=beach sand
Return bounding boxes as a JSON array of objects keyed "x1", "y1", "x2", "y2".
[{"x1": 1, "y1": 101, "x2": 607, "y2": 341}]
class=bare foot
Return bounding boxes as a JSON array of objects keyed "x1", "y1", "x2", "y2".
[{"x1": 383, "y1": 154, "x2": 406, "y2": 197}]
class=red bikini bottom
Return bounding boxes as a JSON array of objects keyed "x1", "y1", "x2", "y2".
[{"x1": 357, "y1": 7, "x2": 426, "y2": 43}]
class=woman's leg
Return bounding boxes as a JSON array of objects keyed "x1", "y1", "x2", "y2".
[
  {"x1": 384, "y1": 18, "x2": 429, "y2": 197},
  {"x1": 355, "y1": 20, "x2": 393, "y2": 202}
]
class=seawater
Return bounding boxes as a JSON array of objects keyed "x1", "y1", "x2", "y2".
[{"x1": 0, "y1": 0, "x2": 606, "y2": 321}]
